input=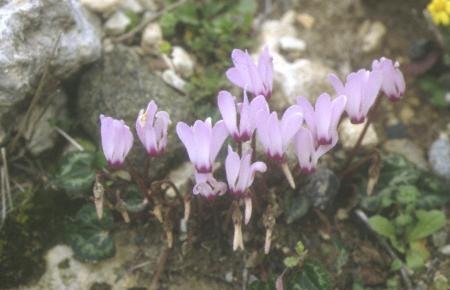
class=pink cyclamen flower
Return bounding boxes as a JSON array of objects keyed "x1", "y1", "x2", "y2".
[
  {"x1": 255, "y1": 105, "x2": 303, "y2": 161},
  {"x1": 176, "y1": 118, "x2": 228, "y2": 173},
  {"x1": 225, "y1": 146, "x2": 267, "y2": 196},
  {"x1": 226, "y1": 46, "x2": 273, "y2": 99},
  {"x1": 372, "y1": 57, "x2": 406, "y2": 101},
  {"x1": 297, "y1": 93, "x2": 346, "y2": 146},
  {"x1": 218, "y1": 90, "x2": 269, "y2": 142},
  {"x1": 295, "y1": 127, "x2": 337, "y2": 173},
  {"x1": 100, "y1": 115, "x2": 134, "y2": 167},
  {"x1": 136, "y1": 101, "x2": 171, "y2": 156},
  {"x1": 193, "y1": 172, "x2": 227, "y2": 200},
  {"x1": 328, "y1": 69, "x2": 382, "y2": 124}
]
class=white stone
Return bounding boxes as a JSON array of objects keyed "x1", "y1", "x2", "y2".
[
  {"x1": 440, "y1": 244, "x2": 450, "y2": 256},
  {"x1": 339, "y1": 118, "x2": 379, "y2": 149},
  {"x1": 162, "y1": 69, "x2": 187, "y2": 93},
  {"x1": 15, "y1": 244, "x2": 138, "y2": 290},
  {"x1": 359, "y1": 20, "x2": 387, "y2": 53},
  {"x1": 104, "y1": 11, "x2": 131, "y2": 35},
  {"x1": 120, "y1": 0, "x2": 143, "y2": 13},
  {"x1": 165, "y1": 162, "x2": 194, "y2": 198},
  {"x1": 269, "y1": 52, "x2": 334, "y2": 110},
  {"x1": 279, "y1": 36, "x2": 306, "y2": 53},
  {"x1": 80, "y1": 0, "x2": 120, "y2": 13},
  {"x1": 259, "y1": 11, "x2": 298, "y2": 53},
  {"x1": 172, "y1": 46, "x2": 195, "y2": 78},
  {"x1": 141, "y1": 22, "x2": 163, "y2": 51}
]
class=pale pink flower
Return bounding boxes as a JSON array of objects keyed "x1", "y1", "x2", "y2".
[
  {"x1": 136, "y1": 101, "x2": 171, "y2": 156},
  {"x1": 226, "y1": 46, "x2": 273, "y2": 99},
  {"x1": 193, "y1": 172, "x2": 227, "y2": 200},
  {"x1": 255, "y1": 105, "x2": 303, "y2": 161},
  {"x1": 372, "y1": 57, "x2": 405, "y2": 101},
  {"x1": 218, "y1": 90, "x2": 269, "y2": 142},
  {"x1": 225, "y1": 146, "x2": 267, "y2": 196},
  {"x1": 297, "y1": 93, "x2": 346, "y2": 145},
  {"x1": 329, "y1": 69, "x2": 382, "y2": 124},
  {"x1": 176, "y1": 118, "x2": 228, "y2": 173},
  {"x1": 100, "y1": 115, "x2": 133, "y2": 167}
]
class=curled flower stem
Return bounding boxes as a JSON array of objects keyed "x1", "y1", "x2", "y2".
[
  {"x1": 126, "y1": 160, "x2": 147, "y2": 194},
  {"x1": 342, "y1": 96, "x2": 382, "y2": 171}
]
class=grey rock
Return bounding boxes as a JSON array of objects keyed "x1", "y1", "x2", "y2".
[
  {"x1": 284, "y1": 169, "x2": 339, "y2": 224},
  {"x1": 77, "y1": 45, "x2": 194, "y2": 179},
  {"x1": 23, "y1": 88, "x2": 68, "y2": 155},
  {"x1": 301, "y1": 169, "x2": 340, "y2": 210},
  {"x1": 429, "y1": 136, "x2": 450, "y2": 181},
  {"x1": 0, "y1": 0, "x2": 101, "y2": 137}
]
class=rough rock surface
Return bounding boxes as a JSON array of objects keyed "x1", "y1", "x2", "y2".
[
  {"x1": 0, "y1": 0, "x2": 101, "y2": 137},
  {"x1": 428, "y1": 136, "x2": 450, "y2": 181},
  {"x1": 302, "y1": 169, "x2": 340, "y2": 210},
  {"x1": 77, "y1": 45, "x2": 194, "y2": 179},
  {"x1": 23, "y1": 88, "x2": 68, "y2": 155}
]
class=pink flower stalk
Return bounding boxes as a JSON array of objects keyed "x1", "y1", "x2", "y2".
[
  {"x1": 135, "y1": 101, "x2": 171, "y2": 156},
  {"x1": 297, "y1": 93, "x2": 346, "y2": 146},
  {"x1": 328, "y1": 69, "x2": 382, "y2": 124},
  {"x1": 176, "y1": 118, "x2": 228, "y2": 173},
  {"x1": 226, "y1": 46, "x2": 273, "y2": 99},
  {"x1": 225, "y1": 146, "x2": 267, "y2": 196},
  {"x1": 193, "y1": 172, "x2": 227, "y2": 200},
  {"x1": 99, "y1": 115, "x2": 134, "y2": 167},
  {"x1": 218, "y1": 90, "x2": 269, "y2": 142},
  {"x1": 372, "y1": 57, "x2": 405, "y2": 101},
  {"x1": 255, "y1": 105, "x2": 303, "y2": 161},
  {"x1": 295, "y1": 127, "x2": 337, "y2": 173}
]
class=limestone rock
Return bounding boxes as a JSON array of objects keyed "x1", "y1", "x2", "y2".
[
  {"x1": 104, "y1": 11, "x2": 130, "y2": 35},
  {"x1": 77, "y1": 45, "x2": 194, "y2": 179},
  {"x1": 171, "y1": 46, "x2": 194, "y2": 78},
  {"x1": 0, "y1": 0, "x2": 101, "y2": 139}
]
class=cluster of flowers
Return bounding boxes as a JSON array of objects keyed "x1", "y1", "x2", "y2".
[
  {"x1": 99, "y1": 46, "x2": 405, "y2": 250},
  {"x1": 427, "y1": 0, "x2": 450, "y2": 26}
]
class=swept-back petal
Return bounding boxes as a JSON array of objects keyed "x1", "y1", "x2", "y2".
[
  {"x1": 210, "y1": 120, "x2": 229, "y2": 162},
  {"x1": 218, "y1": 90, "x2": 238, "y2": 136},
  {"x1": 225, "y1": 146, "x2": 241, "y2": 191}
]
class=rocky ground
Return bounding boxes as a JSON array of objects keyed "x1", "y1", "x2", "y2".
[{"x1": 0, "y1": 0, "x2": 449, "y2": 289}]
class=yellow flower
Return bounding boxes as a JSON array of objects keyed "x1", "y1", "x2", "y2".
[{"x1": 428, "y1": 0, "x2": 450, "y2": 26}]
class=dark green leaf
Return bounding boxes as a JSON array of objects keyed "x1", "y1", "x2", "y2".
[
  {"x1": 66, "y1": 204, "x2": 115, "y2": 262},
  {"x1": 52, "y1": 151, "x2": 98, "y2": 196},
  {"x1": 288, "y1": 260, "x2": 332, "y2": 290}
]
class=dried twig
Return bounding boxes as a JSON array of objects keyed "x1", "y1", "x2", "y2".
[
  {"x1": 55, "y1": 126, "x2": 84, "y2": 151},
  {"x1": 113, "y1": 0, "x2": 187, "y2": 43}
]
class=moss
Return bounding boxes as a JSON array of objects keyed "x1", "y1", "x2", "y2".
[{"x1": 0, "y1": 188, "x2": 81, "y2": 288}]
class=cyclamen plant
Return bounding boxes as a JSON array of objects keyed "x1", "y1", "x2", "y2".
[{"x1": 98, "y1": 46, "x2": 405, "y2": 254}]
